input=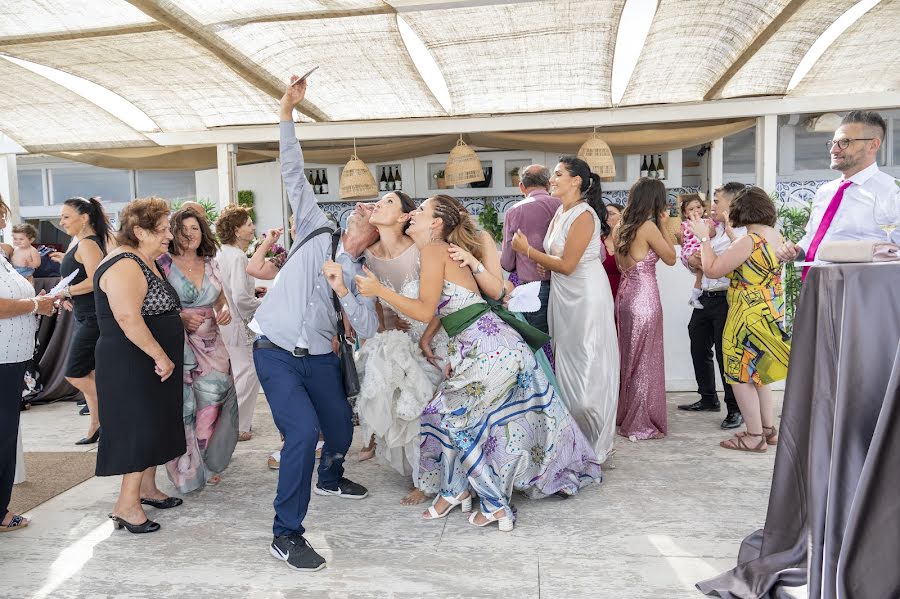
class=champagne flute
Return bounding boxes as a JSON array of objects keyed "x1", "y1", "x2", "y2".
[{"x1": 873, "y1": 185, "x2": 900, "y2": 243}]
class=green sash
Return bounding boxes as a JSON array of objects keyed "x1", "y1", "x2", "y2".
[{"x1": 439, "y1": 296, "x2": 551, "y2": 353}]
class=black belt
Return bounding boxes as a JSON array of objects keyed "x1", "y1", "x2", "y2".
[
  {"x1": 252, "y1": 336, "x2": 310, "y2": 357},
  {"x1": 701, "y1": 290, "x2": 728, "y2": 298}
]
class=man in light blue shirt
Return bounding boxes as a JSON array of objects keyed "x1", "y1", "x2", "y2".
[{"x1": 251, "y1": 77, "x2": 378, "y2": 572}]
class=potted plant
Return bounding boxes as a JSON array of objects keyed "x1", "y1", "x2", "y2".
[
  {"x1": 509, "y1": 167, "x2": 520, "y2": 187},
  {"x1": 434, "y1": 169, "x2": 446, "y2": 189}
]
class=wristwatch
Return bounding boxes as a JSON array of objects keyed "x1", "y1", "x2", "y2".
[
  {"x1": 699, "y1": 237, "x2": 710, "y2": 243},
  {"x1": 473, "y1": 262, "x2": 485, "y2": 275}
]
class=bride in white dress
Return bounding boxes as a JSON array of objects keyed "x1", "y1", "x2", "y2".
[
  {"x1": 512, "y1": 156, "x2": 620, "y2": 462},
  {"x1": 356, "y1": 192, "x2": 448, "y2": 505}
]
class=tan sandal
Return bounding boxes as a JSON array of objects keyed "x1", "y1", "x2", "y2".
[
  {"x1": 736, "y1": 425, "x2": 778, "y2": 445},
  {"x1": 720, "y1": 432, "x2": 767, "y2": 452}
]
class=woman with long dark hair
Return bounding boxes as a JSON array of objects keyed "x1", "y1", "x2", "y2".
[
  {"x1": 159, "y1": 208, "x2": 238, "y2": 492},
  {"x1": 58, "y1": 196, "x2": 112, "y2": 446},
  {"x1": 510, "y1": 156, "x2": 619, "y2": 463},
  {"x1": 356, "y1": 195, "x2": 600, "y2": 531},
  {"x1": 354, "y1": 191, "x2": 444, "y2": 504},
  {"x1": 613, "y1": 178, "x2": 676, "y2": 440}
]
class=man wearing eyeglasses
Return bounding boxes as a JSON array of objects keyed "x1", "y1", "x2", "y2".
[{"x1": 777, "y1": 111, "x2": 896, "y2": 269}]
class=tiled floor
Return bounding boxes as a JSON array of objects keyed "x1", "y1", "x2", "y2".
[{"x1": 2, "y1": 392, "x2": 806, "y2": 599}]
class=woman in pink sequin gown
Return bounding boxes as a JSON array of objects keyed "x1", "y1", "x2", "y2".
[{"x1": 614, "y1": 179, "x2": 677, "y2": 439}]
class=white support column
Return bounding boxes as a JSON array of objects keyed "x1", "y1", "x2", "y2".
[
  {"x1": 216, "y1": 143, "x2": 238, "y2": 209},
  {"x1": 0, "y1": 154, "x2": 21, "y2": 243},
  {"x1": 709, "y1": 138, "x2": 724, "y2": 193},
  {"x1": 755, "y1": 114, "x2": 778, "y2": 193}
]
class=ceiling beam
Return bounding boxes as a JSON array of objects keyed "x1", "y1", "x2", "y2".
[
  {"x1": 142, "y1": 91, "x2": 900, "y2": 147},
  {"x1": 704, "y1": 0, "x2": 811, "y2": 100},
  {"x1": 123, "y1": 0, "x2": 330, "y2": 122},
  {"x1": 0, "y1": 23, "x2": 167, "y2": 46}
]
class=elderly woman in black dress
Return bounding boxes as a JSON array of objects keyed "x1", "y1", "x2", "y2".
[{"x1": 94, "y1": 198, "x2": 186, "y2": 534}]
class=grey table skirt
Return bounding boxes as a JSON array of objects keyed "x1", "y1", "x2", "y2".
[{"x1": 697, "y1": 262, "x2": 900, "y2": 599}]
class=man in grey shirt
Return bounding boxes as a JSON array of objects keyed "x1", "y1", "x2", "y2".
[{"x1": 250, "y1": 78, "x2": 378, "y2": 572}]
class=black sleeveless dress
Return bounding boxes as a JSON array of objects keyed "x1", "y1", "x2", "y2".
[
  {"x1": 60, "y1": 234, "x2": 105, "y2": 378},
  {"x1": 94, "y1": 253, "x2": 186, "y2": 476}
]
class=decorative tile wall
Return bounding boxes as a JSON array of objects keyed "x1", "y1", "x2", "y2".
[
  {"x1": 774, "y1": 180, "x2": 828, "y2": 206},
  {"x1": 320, "y1": 186, "x2": 702, "y2": 227}
]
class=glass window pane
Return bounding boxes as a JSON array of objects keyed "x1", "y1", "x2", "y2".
[
  {"x1": 136, "y1": 170, "x2": 196, "y2": 202},
  {"x1": 893, "y1": 119, "x2": 900, "y2": 167},
  {"x1": 18, "y1": 170, "x2": 44, "y2": 207},
  {"x1": 50, "y1": 167, "x2": 132, "y2": 205},
  {"x1": 793, "y1": 127, "x2": 831, "y2": 171},
  {"x1": 723, "y1": 126, "x2": 755, "y2": 174}
]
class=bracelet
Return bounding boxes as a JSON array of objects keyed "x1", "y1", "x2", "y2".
[
  {"x1": 526, "y1": 247, "x2": 532, "y2": 259},
  {"x1": 30, "y1": 297, "x2": 39, "y2": 314},
  {"x1": 63, "y1": 285, "x2": 72, "y2": 300}
]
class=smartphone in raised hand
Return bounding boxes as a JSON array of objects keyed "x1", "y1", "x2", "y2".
[{"x1": 292, "y1": 66, "x2": 319, "y2": 85}]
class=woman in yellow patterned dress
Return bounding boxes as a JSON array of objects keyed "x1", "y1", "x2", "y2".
[{"x1": 688, "y1": 186, "x2": 791, "y2": 453}]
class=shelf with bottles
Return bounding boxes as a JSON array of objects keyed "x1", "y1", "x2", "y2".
[
  {"x1": 638, "y1": 153, "x2": 669, "y2": 181},
  {"x1": 304, "y1": 168, "x2": 331, "y2": 198},
  {"x1": 375, "y1": 164, "x2": 405, "y2": 194}
]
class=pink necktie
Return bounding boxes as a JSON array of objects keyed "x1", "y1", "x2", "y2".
[{"x1": 802, "y1": 179, "x2": 853, "y2": 281}]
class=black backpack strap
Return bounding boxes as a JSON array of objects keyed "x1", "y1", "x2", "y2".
[
  {"x1": 330, "y1": 230, "x2": 345, "y2": 318},
  {"x1": 283, "y1": 226, "x2": 333, "y2": 264}
]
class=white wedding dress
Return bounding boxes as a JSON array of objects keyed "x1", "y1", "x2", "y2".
[
  {"x1": 356, "y1": 245, "x2": 448, "y2": 484},
  {"x1": 544, "y1": 202, "x2": 620, "y2": 462}
]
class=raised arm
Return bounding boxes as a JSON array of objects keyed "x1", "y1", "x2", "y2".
[
  {"x1": 247, "y1": 228, "x2": 283, "y2": 280},
  {"x1": 646, "y1": 218, "x2": 677, "y2": 266},
  {"x1": 279, "y1": 78, "x2": 329, "y2": 243},
  {"x1": 447, "y1": 230, "x2": 504, "y2": 300}
]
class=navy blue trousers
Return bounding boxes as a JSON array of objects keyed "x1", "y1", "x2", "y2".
[{"x1": 253, "y1": 348, "x2": 352, "y2": 537}]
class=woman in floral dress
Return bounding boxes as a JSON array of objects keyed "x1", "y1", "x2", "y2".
[
  {"x1": 356, "y1": 195, "x2": 600, "y2": 532},
  {"x1": 160, "y1": 208, "x2": 239, "y2": 493}
]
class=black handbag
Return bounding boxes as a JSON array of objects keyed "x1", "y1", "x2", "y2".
[{"x1": 329, "y1": 231, "x2": 361, "y2": 397}]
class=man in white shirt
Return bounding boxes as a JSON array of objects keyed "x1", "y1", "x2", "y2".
[
  {"x1": 679, "y1": 182, "x2": 747, "y2": 429},
  {"x1": 777, "y1": 111, "x2": 897, "y2": 267}
]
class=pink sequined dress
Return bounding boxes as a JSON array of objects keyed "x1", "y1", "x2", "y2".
[{"x1": 615, "y1": 249, "x2": 667, "y2": 439}]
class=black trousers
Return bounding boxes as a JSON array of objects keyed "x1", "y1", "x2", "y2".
[
  {"x1": 687, "y1": 294, "x2": 739, "y2": 414},
  {"x1": 1, "y1": 361, "x2": 26, "y2": 519},
  {"x1": 523, "y1": 280, "x2": 551, "y2": 335}
]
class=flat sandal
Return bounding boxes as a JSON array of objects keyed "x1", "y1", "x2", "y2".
[
  {"x1": 736, "y1": 425, "x2": 778, "y2": 445},
  {"x1": 720, "y1": 432, "x2": 767, "y2": 453}
]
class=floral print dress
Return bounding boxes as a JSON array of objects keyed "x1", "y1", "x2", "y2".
[
  {"x1": 418, "y1": 280, "x2": 602, "y2": 519},
  {"x1": 159, "y1": 254, "x2": 239, "y2": 493}
]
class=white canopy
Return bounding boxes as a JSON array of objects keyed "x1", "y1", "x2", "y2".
[{"x1": 1, "y1": 0, "x2": 898, "y2": 152}]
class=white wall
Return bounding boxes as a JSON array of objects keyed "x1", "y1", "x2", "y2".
[{"x1": 195, "y1": 161, "x2": 286, "y2": 234}]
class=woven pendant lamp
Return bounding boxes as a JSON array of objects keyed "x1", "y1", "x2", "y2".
[
  {"x1": 339, "y1": 139, "x2": 378, "y2": 200},
  {"x1": 444, "y1": 136, "x2": 485, "y2": 187},
  {"x1": 577, "y1": 129, "x2": 616, "y2": 179}
]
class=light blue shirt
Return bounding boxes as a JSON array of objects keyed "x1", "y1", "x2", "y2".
[{"x1": 250, "y1": 121, "x2": 377, "y2": 354}]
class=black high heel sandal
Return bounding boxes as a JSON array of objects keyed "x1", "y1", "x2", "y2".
[
  {"x1": 140, "y1": 497, "x2": 183, "y2": 509},
  {"x1": 75, "y1": 428, "x2": 100, "y2": 446},
  {"x1": 108, "y1": 514, "x2": 160, "y2": 534}
]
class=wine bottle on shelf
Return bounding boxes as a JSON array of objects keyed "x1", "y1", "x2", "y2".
[
  {"x1": 306, "y1": 170, "x2": 313, "y2": 186},
  {"x1": 394, "y1": 166, "x2": 402, "y2": 191},
  {"x1": 656, "y1": 155, "x2": 665, "y2": 180},
  {"x1": 321, "y1": 169, "x2": 329, "y2": 194},
  {"x1": 379, "y1": 167, "x2": 387, "y2": 192},
  {"x1": 640, "y1": 155, "x2": 649, "y2": 178},
  {"x1": 387, "y1": 167, "x2": 395, "y2": 191},
  {"x1": 648, "y1": 155, "x2": 657, "y2": 179},
  {"x1": 313, "y1": 170, "x2": 322, "y2": 194}
]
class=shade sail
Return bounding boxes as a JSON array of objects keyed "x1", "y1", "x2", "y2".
[{"x1": 0, "y1": 0, "x2": 896, "y2": 153}]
